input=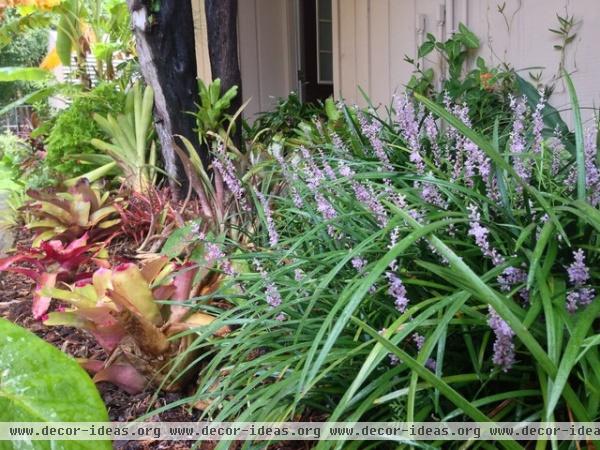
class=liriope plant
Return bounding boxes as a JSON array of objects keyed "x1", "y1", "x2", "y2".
[{"x1": 161, "y1": 74, "x2": 599, "y2": 450}]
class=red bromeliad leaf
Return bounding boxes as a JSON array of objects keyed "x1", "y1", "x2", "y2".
[
  {"x1": 93, "y1": 364, "x2": 148, "y2": 395},
  {"x1": 40, "y1": 234, "x2": 95, "y2": 271},
  {"x1": 172, "y1": 263, "x2": 199, "y2": 301},
  {"x1": 0, "y1": 233, "x2": 106, "y2": 319},
  {"x1": 89, "y1": 324, "x2": 126, "y2": 353},
  {"x1": 32, "y1": 272, "x2": 57, "y2": 320},
  {"x1": 168, "y1": 263, "x2": 199, "y2": 324},
  {"x1": 152, "y1": 284, "x2": 176, "y2": 301},
  {"x1": 78, "y1": 358, "x2": 105, "y2": 374},
  {"x1": 79, "y1": 359, "x2": 148, "y2": 395}
]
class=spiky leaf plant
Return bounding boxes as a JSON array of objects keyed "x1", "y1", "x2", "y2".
[
  {"x1": 42, "y1": 256, "x2": 230, "y2": 394},
  {"x1": 26, "y1": 178, "x2": 121, "y2": 247}
]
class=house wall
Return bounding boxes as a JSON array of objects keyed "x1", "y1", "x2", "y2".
[
  {"x1": 237, "y1": 0, "x2": 299, "y2": 120},
  {"x1": 334, "y1": 0, "x2": 600, "y2": 122}
]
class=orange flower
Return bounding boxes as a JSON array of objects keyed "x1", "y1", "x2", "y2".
[
  {"x1": 40, "y1": 47, "x2": 61, "y2": 70},
  {"x1": 480, "y1": 72, "x2": 494, "y2": 91},
  {"x1": 0, "y1": 0, "x2": 60, "y2": 10}
]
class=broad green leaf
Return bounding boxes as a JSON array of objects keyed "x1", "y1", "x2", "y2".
[
  {"x1": 0, "y1": 67, "x2": 54, "y2": 82},
  {"x1": 0, "y1": 318, "x2": 111, "y2": 450}
]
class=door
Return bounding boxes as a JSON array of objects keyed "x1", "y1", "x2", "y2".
[{"x1": 299, "y1": 0, "x2": 334, "y2": 103}]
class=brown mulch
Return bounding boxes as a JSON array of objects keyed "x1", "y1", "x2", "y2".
[{"x1": 0, "y1": 226, "x2": 314, "y2": 450}]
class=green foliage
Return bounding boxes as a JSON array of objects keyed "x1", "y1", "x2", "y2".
[
  {"x1": 0, "y1": 318, "x2": 111, "y2": 450},
  {"x1": 244, "y1": 92, "x2": 324, "y2": 144},
  {"x1": 195, "y1": 78, "x2": 238, "y2": 143},
  {"x1": 0, "y1": 131, "x2": 53, "y2": 190},
  {"x1": 0, "y1": 9, "x2": 48, "y2": 105},
  {"x1": 74, "y1": 82, "x2": 156, "y2": 192},
  {"x1": 167, "y1": 75, "x2": 600, "y2": 448},
  {"x1": 45, "y1": 82, "x2": 126, "y2": 176},
  {"x1": 407, "y1": 23, "x2": 516, "y2": 129}
]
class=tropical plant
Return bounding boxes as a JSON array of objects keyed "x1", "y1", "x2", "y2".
[
  {"x1": 43, "y1": 256, "x2": 230, "y2": 394},
  {"x1": 0, "y1": 233, "x2": 107, "y2": 319},
  {"x1": 243, "y1": 92, "x2": 324, "y2": 144},
  {"x1": 195, "y1": 78, "x2": 238, "y2": 144},
  {"x1": 69, "y1": 83, "x2": 157, "y2": 192},
  {"x1": 407, "y1": 23, "x2": 516, "y2": 130},
  {"x1": 160, "y1": 72, "x2": 600, "y2": 450},
  {"x1": 0, "y1": 8, "x2": 48, "y2": 104},
  {"x1": 114, "y1": 186, "x2": 196, "y2": 253},
  {"x1": 25, "y1": 177, "x2": 121, "y2": 247},
  {"x1": 0, "y1": 318, "x2": 111, "y2": 450},
  {"x1": 45, "y1": 82, "x2": 127, "y2": 176}
]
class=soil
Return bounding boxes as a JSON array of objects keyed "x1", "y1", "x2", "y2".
[{"x1": 0, "y1": 226, "x2": 313, "y2": 450}]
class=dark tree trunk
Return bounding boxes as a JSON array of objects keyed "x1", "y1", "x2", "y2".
[
  {"x1": 127, "y1": 0, "x2": 242, "y2": 194},
  {"x1": 205, "y1": 0, "x2": 242, "y2": 146},
  {"x1": 127, "y1": 0, "x2": 202, "y2": 193}
]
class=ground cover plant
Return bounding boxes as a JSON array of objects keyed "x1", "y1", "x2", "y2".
[{"x1": 167, "y1": 74, "x2": 600, "y2": 449}]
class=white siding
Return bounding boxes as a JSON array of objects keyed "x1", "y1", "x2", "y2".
[
  {"x1": 334, "y1": 0, "x2": 600, "y2": 121},
  {"x1": 238, "y1": 0, "x2": 299, "y2": 120}
]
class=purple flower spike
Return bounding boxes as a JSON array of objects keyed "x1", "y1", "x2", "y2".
[
  {"x1": 213, "y1": 143, "x2": 249, "y2": 210},
  {"x1": 566, "y1": 249, "x2": 596, "y2": 312},
  {"x1": 256, "y1": 191, "x2": 279, "y2": 247},
  {"x1": 467, "y1": 205, "x2": 505, "y2": 266},
  {"x1": 488, "y1": 307, "x2": 515, "y2": 372},
  {"x1": 568, "y1": 249, "x2": 590, "y2": 286},
  {"x1": 351, "y1": 257, "x2": 368, "y2": 274},
  {"x1": 386, "y1": 271, "x2": 409, "y2": 312}
]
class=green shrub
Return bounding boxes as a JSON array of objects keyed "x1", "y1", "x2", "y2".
[
  {"x1": 177, "y1": 74, "x2": 600, "y2": 448},
  {"x1": 0, "y1": 9, "x2": 48, "y2": 105},
  {"x1": 45, "y1": 82, "x2": 126, "y2": 176},
  {"x1": 0, "y1": 131, "x2": 53, "y2": 190}
]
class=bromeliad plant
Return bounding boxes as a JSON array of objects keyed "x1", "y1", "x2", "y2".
[
  {"x1": 0, "y1": 233, "x2": 107, "y2": 319},
  {"x1": 177, "y1": 73, "x2": 600, "y2": 448},
  {"x1": 25, "y1": 178, "x2": 121, "y2": 247},
  {"x1": 68, "y1": 83, "x2": 158, "y2": 192},
  {"x1": 42, "y1": 256, "x2": 230, "y2": 394}
]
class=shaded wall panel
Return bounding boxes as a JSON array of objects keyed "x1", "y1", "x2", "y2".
[{"x1": 335, "y1": 0, "x2": 600, "y2": 120}]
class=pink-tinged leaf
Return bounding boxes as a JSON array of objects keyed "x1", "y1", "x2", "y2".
[
  {"x1": 75, "y1": 305, "x2": 118, "y2": 325},
  {"x1": 33, "y1": 272, "x2": 57, "y2": 319},
  {"x1": 73, "y1": 272, "x2": 94, "y2": 284},
  {"x1": 26, "y1": 188, "x2": 72, "y2": 211},
  {"x1": 172, "y1": 264, "x2": 198, "y2": 301},
  {"x1": 140, "y1": 256, "x2": 170, "y2": 283},
  {"x1": 78, "y1": 358, "x2": 105, "y2": 374},
  {"x1": 3, "y1": 266, "x2": 41, "y2": 282},
  {"x1": 92, "y1": 258, "x2": 111, "y2": 269},
  {"x1": 152, "y1": 285, "x2": 176, "y2": 301},
  {"x1": 40, "y1": 234, "x2": 92, "y2": 269},
  {"x1": 0, "y1": 254, "x2": 31, "y2": 270},
  {"x1": 168, "y1": 264, "x2": 199, "y2": 324},
  {"x1": 93, "y1": 364, "x2": 148, "y2": 394},
  {"x1": 92, "y1": 268, "x2": 113, "y2": 298},
  {"x1": 65, "y1": 232, "x2": 89, "y2": 252},
  {"x1": 70, "y1": 178, "x2": 100, "y2": 210},
  {"x1": 89, "y1": 323, "x2": 126, "y2": 353}
]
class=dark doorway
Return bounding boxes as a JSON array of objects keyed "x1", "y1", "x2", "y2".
[{"x1": 300, "y1": 0, "x2": 334, "y2": 103}]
